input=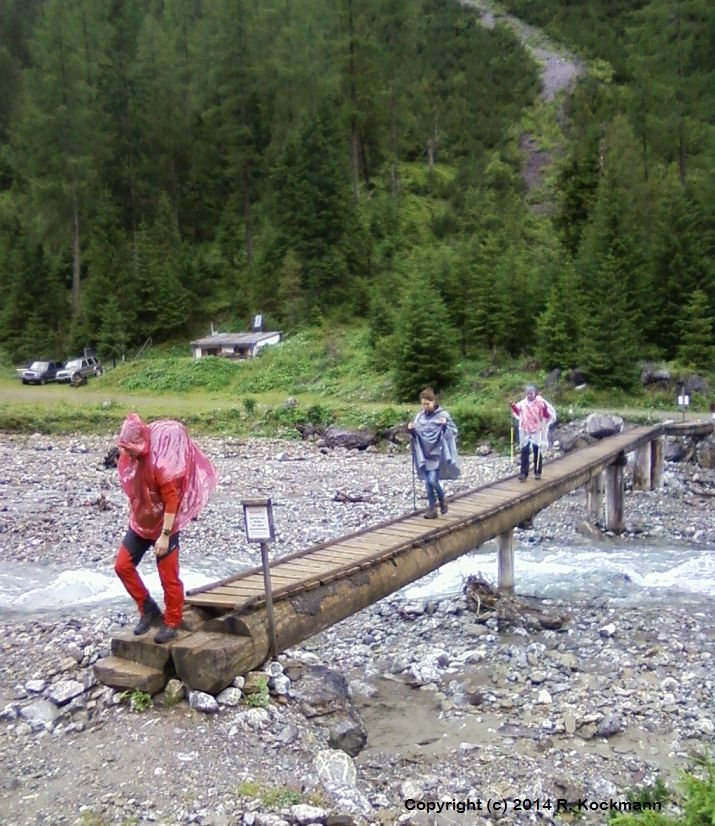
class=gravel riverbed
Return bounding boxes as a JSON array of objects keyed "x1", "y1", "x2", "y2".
[{"x1": 0, "y1": 429, "x2": 713, "y2": 826}]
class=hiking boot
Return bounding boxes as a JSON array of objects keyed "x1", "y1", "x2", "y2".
[
  {"x1": 154, "y1": 624, "x2": 178, "y2": 644},
  {"x1": 518, "y1": 473, "x2": 527, "y2": 482},
  {"x1": 439, "y1": 501, "x2": 449, "y2": 515},
  {"x1": 133, "y1": 598, "x2": 161, "y2": 636},
  {"x1": 423, "y1": 508, "x2": 438, "y2": 519},
  {"x1": 534, "y1": 473, "x2": 542, "y2": 480}
]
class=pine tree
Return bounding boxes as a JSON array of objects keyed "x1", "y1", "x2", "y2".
[
  {"x1": 677, "y1": 289, "x2": 714, "y2": 371},
  {"x1": 15, "y1": 0, "x2": 112, "y2": 316},
  {"x1": 271, "y1": 106, "x2": 358, "y2": 307},
  {"x1": 276, "y1": 250, "x2": 306, "y2": 330},
  {"x1": 536, "y1": 263, "x2": 582, "y2": 370},
  {"x1": 97, "y1": 296, "x2": 129, "y2": 364},
  {"x1": 649, "y1": 178, "x2": 711, "y2": 357},
  {"x1": 578, "y1": 253, "x2": 639, "y2": 389},
  {"x1": 393, "y1": 277, "x2": 459, "y2": 402}
]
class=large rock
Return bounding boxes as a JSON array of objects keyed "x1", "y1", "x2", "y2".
[
  {"x1": 640, "y1": 362, "x2": 672, "y2": 386},
  {"x1": 566, "y1": 368, "x2": 588, "y2": 387},
  {"x1": 696, "y1": 437, "x2": 715, "y2": 469},
  {"x1": 585, "y1": 413, "x2": 623, "y2": 439},
  {"x1": 665, "y1": 439, "x2": 691, "y2": 463},
  {"x1": 288, "y1": 664, "x2": 367, "y2": 757},
  {"x1": 318, "y1": 427, "x2": 376, "y2": 451},
  {"x1": 684, "y1": 374, "x2": 709, "y2": 395},
  {"x1": 544, "y1": 368, "x2": 561, "y2": 388}
]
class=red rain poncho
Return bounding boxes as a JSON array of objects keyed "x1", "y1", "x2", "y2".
[{"x1": 117, "y1": 413, "x2": 218, "y2": 539}]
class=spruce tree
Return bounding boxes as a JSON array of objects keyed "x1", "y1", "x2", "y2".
[
  {"x1": 97, "y1": 296, "x2": 129, "y2": 365},
  {"x1": 649, "y1": 180, "x2": 711, "y2": 358},
  {"x1": 393, "y1": 276, "x2": 458, "y2": 402},
  {"x1": 677, "y1": 289, "x2": 714, "y2": 372},
  {"x1": 578, "y1": 253, "x2": 639, "y2": 389}
]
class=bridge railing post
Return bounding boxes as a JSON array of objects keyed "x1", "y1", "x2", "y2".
[
  {"x1": 498, "y1": 529, "x2": 514, "y2": 594},
  {"x1": 605, "y1": 452, "x2": 626, "y2": 533}
]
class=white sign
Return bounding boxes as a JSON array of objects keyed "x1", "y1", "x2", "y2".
[
  {"x1": 242, "y1": 499, "x2": 274, "y2": 542},
  {"x1": 677, "y1": 395, "x2": 690, "y2": 406}
]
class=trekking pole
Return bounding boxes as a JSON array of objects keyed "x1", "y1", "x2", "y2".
[
  {"x1": 510, "y1": 423, "x2": 514, "y2": 464},
  {"x1": 410, "y1": 438, "x2": 417, "y2": 510}
]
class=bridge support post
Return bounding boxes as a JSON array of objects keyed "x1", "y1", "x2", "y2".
[
  {"x1": 498, "y1": 530, "x2": 514, "y2": 594},
  {"x1": 587, "y1": 471, "x2": 605, "y2": 523},
  {"x1": 633, "y1": 443, "x2": 652, "y2": 491},
  {"x1": 651, "y1": 436, "x2": 664, "y2": 489},
  {"x1": 605, "y1": 453, "x2": 626, "y2": 533}
]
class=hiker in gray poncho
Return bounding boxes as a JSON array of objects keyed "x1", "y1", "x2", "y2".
[{"x1": 408, "y1": 387, "x2": 460, "y2": 519}]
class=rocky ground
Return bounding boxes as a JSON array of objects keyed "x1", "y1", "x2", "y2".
[{"x1": 0, "y1": 426, "x2": 714, "y2": 826}]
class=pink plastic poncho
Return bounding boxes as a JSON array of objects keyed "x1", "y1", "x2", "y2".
[{"x1": 117, "y1": 413, "x2": 218, "y2": 539}]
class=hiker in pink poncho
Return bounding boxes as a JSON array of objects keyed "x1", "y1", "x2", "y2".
[
  {"x1": 114, "y1": 413, "x2": 217, "y2": 643},
  {"x1": 510, "y1": 385, "x2": 556, "y2": 482}
]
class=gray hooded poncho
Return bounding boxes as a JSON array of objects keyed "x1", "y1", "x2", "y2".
[{"x1": 411, "y1": 406, "x2": 460, "y2": 481}]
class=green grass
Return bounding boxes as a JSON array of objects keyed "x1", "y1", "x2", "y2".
[
  {"x1": 610, "y1": 756, "x2": 715, "y2": 825},
  {"x1": 236, "y1": 781, "x2": 302, "y2": 809},
  {"x1": 118, "y1": 689, "x2": 153, "y2": 712},
  {"x1": 2, "y1": 323, "x2": 711, "y2": 446}
]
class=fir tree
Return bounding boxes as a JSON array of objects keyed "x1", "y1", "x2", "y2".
[
  {"x1": 677, "y1": 289, "x2": 714, "y2": 372},
  {"x1": 536, "y1": 263, "x2": 581, "y2": 371},
  {"x1": 97, "y1": 296, "x2": 129, "y2": 364},
  {"x1": 393, "y1": 276, "x2": 458, "y2": 402},
  {"x1": 578, "y1": 253, "x2": 639, "y2": 389}
]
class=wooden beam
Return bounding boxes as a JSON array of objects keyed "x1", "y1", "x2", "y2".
[
  {"x1": 605, "y1": 454, "x2": 626, "y2": 533},
  {"x1": 634, "y1": 443, "x2": 652, "y2": 491}
]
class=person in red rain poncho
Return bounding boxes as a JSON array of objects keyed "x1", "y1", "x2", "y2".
[{"x1": 114, "y1": 413, "x2": 217, "y2": 643}]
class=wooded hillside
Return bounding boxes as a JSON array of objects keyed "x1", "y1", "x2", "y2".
[{"x1": 0, "y1": 0, "x2": 713, "y2": 398}]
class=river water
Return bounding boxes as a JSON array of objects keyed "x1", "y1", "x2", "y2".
[{"x1": 1, "y1": 539, "x2": 713, "y2": 616}]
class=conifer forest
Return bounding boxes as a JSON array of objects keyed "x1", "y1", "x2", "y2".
[{"x1": 0, "y1": 0, "x2": 713, "y2": 397}]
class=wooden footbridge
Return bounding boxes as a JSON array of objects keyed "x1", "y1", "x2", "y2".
[{"x1": 94, "y1": 420, "x2": 712, "y2": 695}]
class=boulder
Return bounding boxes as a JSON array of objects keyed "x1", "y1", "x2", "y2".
[
  {"x1": 665, "y1": 439, "x2": 690, "y2": 463},
  {"x1": 696, "y1": 437, "x2": 715, "y2": 469},
  {"x1": 289, "y1": 665, "x2": 367, "y2": 757},
  {"x1": 566, "y1": 368, "x2": 588, "y2": 387},
  {"x1": 585, "y1": 413, "x2": 623, "y2": 439},
  {"x1": 318, "y1": 427, "x2": 376, "y2": 451},
  {"x1": 544, "y1": 368, "x2": 561, "y2": 388},
  {"x1": 684, "y1": 374, "x2": 709, "y2": 395},
  {"x1": 640, "y1": 362, "x2": 672, "y2": 386}
]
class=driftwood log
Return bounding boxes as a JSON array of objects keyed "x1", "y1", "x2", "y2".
[
  {"x1": 103, "y1": 446, "x2": 120, "y2": 468},
  {"x1": 332, "y1": 490, "x2": 371, "y2": 503},
  {"x1": 464, "y1": 574, "x2": 569, "y2": 631}
]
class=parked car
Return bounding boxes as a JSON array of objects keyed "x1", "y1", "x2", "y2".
[
  {"x1": 55, "y1": 356, "x2": 103, "y2": 383},
  {"x1": 19, "y1": 360, "x2": 64, "y2": 385}
]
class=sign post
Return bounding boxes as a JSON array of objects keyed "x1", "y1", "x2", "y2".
[
  {"x1": 241, "y1": 498, "x2": 277, "y2": 659},
  {"x1": 677, "y1": 386, "x2": 690, "y2": 422}
]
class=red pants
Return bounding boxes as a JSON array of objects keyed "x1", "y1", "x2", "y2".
[{"x1": 114, "y1": 528, "x2": 184, "y2": 628}]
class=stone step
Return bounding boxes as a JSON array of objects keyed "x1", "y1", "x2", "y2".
[{"x1": 93, "y1": 655, "x2": 168, "y2": 695}]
